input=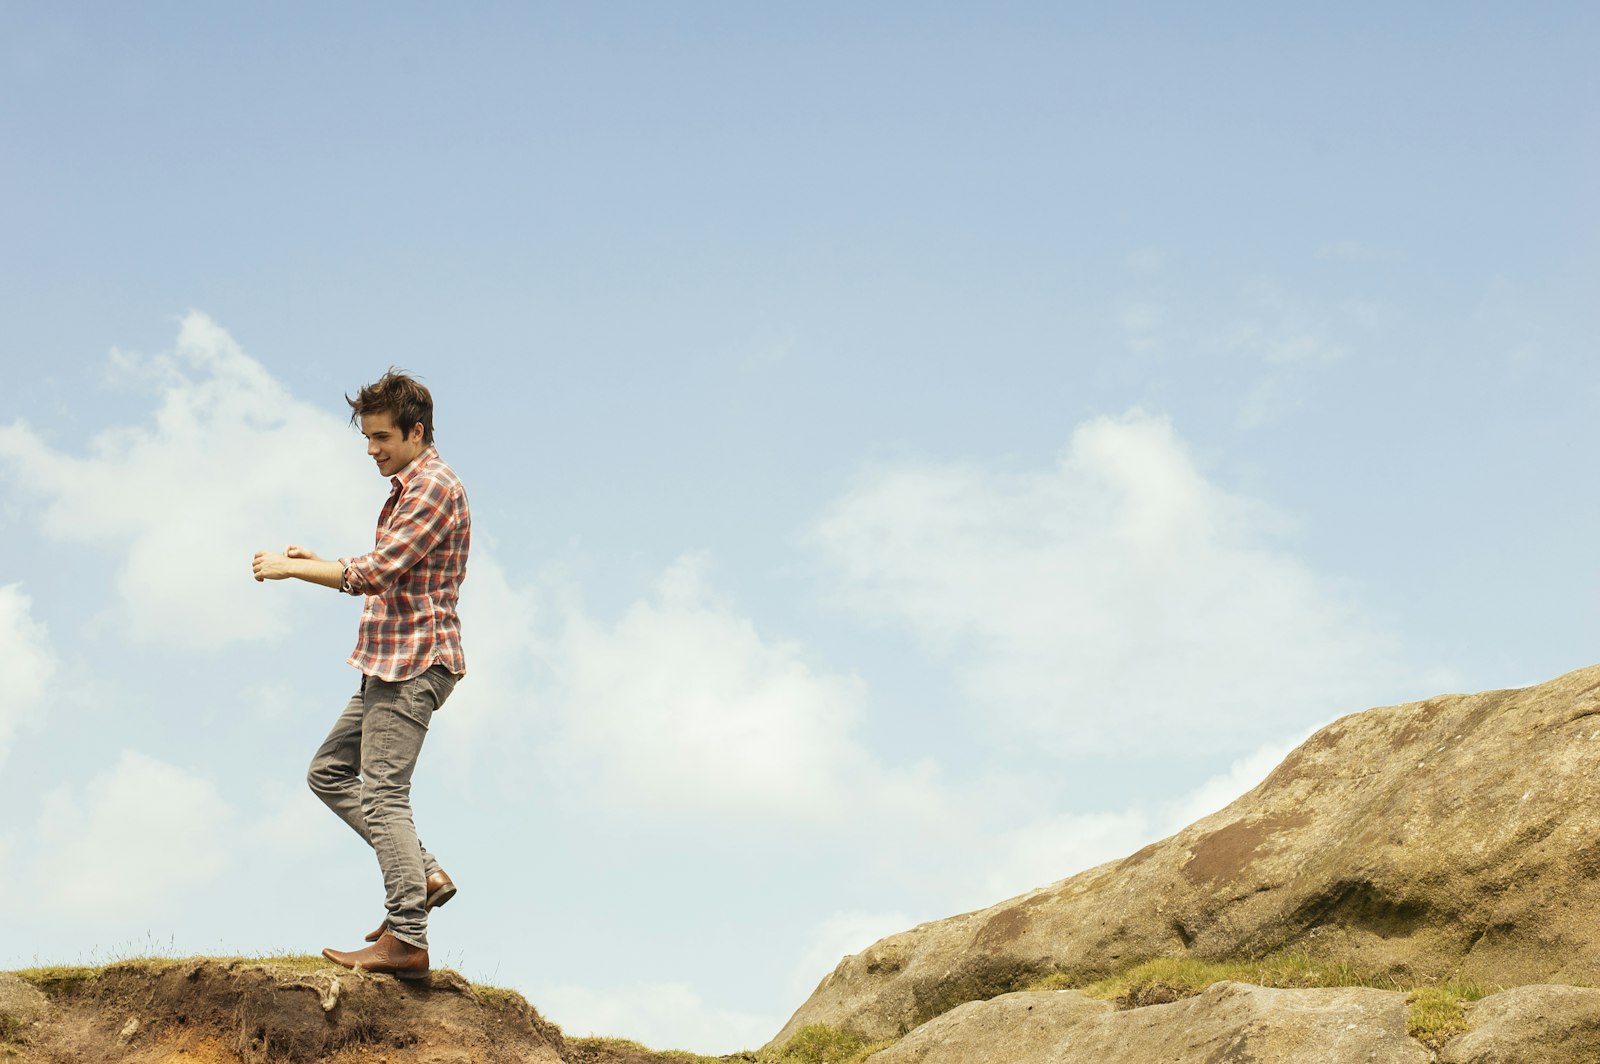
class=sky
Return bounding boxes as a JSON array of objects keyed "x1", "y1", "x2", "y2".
[{"x1": 1, "y1": 1, "x2": 1596, "y2": 1054}]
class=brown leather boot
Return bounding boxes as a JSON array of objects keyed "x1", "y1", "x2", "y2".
[
  {"x1": 322, "y1": 929, "x2": 429, "y2": 979},
  {"x1": 363, "y1": 869, "x2": 457, "y2": 942}
]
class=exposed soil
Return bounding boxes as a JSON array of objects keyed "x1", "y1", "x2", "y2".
[{"x1": 7, "y1": 959, "x2": 568, "y2": 1064}]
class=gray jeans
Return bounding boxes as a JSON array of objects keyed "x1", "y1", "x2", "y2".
[{"x1": 307, "y1": 664, "x2": 456, "y2": 950}]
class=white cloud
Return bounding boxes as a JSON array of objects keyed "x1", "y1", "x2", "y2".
[
  {"x1": 426, "y1": 549, "x2": 557, "y2": 772},
  {"x1": 983, "y1": 809, "x2": 1155, "y2": 902},
  {"x1": 0, "y1": 584, "x2": 54, "y2": 766},
  {"x1": 535, "y1": 979, "x2": 776, "y2": 1055},
  {"x1": 547, "y1": 554, "x2": 880, "y2": 818},
  {"x1": 811, "y1": 411, "x2": 1407, "y2": 757},
  {"x1": 0, "y1": 312, "x2": 372, "y2": 648},
  {"x1": 30, "y1": 750, "x2": 235, "y2": 918},
  {"x1": 1162, "y1": 727, "x2": 1317, "y2": 829},
  {"x1": 729, "y1": 728, "x2": 1316, "y2": 1004},
  {"x1": 976, "y1": 724, "x2": 1326, "y2": 903},
  {"x1": 252, "y1": 778, "x2": 343, "y2": 856},
  {"x1": 0, "y1": 313, "x2": 926, "y2": 824}
]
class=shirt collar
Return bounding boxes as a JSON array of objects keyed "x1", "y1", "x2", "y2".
[{"x1": 390, "y1": 445, "x2": 437, "y2": 492}]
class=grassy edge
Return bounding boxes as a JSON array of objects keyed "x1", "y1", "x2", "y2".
[
  {"x1": 567, "y1": 1036, "x2": 730, "y2": 1063},
  {"x1": 764, "y1": 1024, "x2": 896, "y2": 1064},
  {"x1": 1022, "y1": 953, "x2": 1497, "y2": 1047},
  {"x1": 567, "y1": 1025, "x2": 897, "y2": 1064},
  {"x1": 12, "y1": 954, "x2": 524, "y2": 1006}
]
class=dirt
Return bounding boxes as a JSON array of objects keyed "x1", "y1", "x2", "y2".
[{"x1": 8, "y1": 959, "x2": 567, "y2": 1064}]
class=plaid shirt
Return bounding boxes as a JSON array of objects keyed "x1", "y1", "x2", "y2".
[{"x1": 339, "y1": 446, "x2": 470, "y2": 681}]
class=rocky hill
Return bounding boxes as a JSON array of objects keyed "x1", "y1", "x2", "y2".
[{"x1": 770, "y1": 664, "x2": 1600, "y2": 1059}]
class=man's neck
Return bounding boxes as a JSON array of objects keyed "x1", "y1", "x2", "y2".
[{"x1": 392, "y1": 446, "x2": 434, "y2": 484}]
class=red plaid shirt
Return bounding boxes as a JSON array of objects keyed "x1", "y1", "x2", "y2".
[{"x1": 339, "y1": 446, "x2": 470, "y2": 681}]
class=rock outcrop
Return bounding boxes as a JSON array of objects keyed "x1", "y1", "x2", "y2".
[
  {"x1": 870, "y1": 983, "x2": 1432, "y2": 1064},
  {"x1": 0, "y1": 974, "x2": 50, "y2": 1051},
  {"x1": 865, "y1": 982, "x2": 1600, "y2": 1064},
  {"x1": 775, "y1": 665, "x2": 1600, "y2": 1044},
  {"x1": 1439, "y1": 985, "x2": 1600, "y2": 1063}
]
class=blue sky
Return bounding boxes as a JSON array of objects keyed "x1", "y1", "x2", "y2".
[{"x1": 2, "y1": 2, "x2": 1596, "y2": 1053}]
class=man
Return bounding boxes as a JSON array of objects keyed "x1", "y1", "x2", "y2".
[{"x1": 252, "y1": 369, "x2": 470, "y2": 979}]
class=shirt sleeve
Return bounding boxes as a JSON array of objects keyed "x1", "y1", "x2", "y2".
[{"x1": 341, "y1": 476, "x2": 456, "y2": 596}]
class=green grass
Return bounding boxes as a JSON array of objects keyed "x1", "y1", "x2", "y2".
[
  {"x1": 568, "y1": 1036, "x2": 732, "y2": 1063},
  {"x1": 14, "y1": 964, "x2": 109, "y2": 997},
  {"x1": 1023, "y1": 953, "x2": 1496, "y2": 1047},
  {"x1": 566, "y1": 1024, "x2": 897, "y2": 1064},
  {"x1": 1406, "y1": 984, "x2": 1491, "y2": 1048},
  {"x1": 14, "y1": 954, "x2": 332, "y2": 997},
  {"x1": 12, "y1": 952, "x2": 529, "y2": 1009},
  {"x1": 755, "y1": 1024, "x2": 896, "y2": 1064},
  {"x1": 1030, "y1": 953, "x2": 1372, "y2": 998},
  {"x1": 567, "y1": 1024, "x2": 896, "y2": 1064}
]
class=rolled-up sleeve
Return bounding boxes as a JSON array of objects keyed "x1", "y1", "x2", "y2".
[{"x1": 341, "y1": 477, "x2": 455, "y2": 596}]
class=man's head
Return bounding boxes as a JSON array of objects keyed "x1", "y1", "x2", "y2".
[{"x1": 347, "y1": 370, "x2": 435, "y2": 477}]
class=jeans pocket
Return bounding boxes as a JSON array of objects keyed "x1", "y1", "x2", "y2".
[
  {"x1": 391, "y1": 675, "x2": 440, "y2": 730},
  {"x1": 425, "y1": 665, "x2": 457, "y2": 712}
]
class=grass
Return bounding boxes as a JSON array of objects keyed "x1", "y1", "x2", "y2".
[
  {"x1": 1023, "y1": 953, "x2": 1495, "y2": 1047},
  {"x1": 756, "y1": 1024, "x2": 896, "y2": 1064},
  {"x1": 14, "y1": 964, "x2": 112, "y2": 996},
  {"x1": 12, "y1": 952, "x2": 523, "y2": 1005},
  {"x1": 568, "y1": 1025, "x2": 896, "y2": 1064},
  {"x1": 568, "y1": 1035, "x2": 731, "y2": 1063},
  {"x1": 1405, "y1": 984, "x2": 1489, "y2": 1048},
  {"x1": 14, "y1": 954, "x2": 330, "y2": 996}
]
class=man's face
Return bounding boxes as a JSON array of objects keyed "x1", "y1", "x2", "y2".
[{"x1": 361, "y1": 412, "x2": 427, "y2": 478}]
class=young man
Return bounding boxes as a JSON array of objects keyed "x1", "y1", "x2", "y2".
[{"x1": 252, "y1": 370, "x2": 470, "y2": 978}]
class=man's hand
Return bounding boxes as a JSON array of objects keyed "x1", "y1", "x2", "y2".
[
  {"x1": 253, "y1": 550, "x2": 292, "y2": 582},
  {"x1": 285, "y1": 545, "x2": 322, "y2": 561}
]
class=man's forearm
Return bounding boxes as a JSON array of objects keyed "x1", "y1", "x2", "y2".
[
  {"x1": 254, "y1": 550, "x2": 347, "y2": 588},
  {"x1": 288, "y1": 558, "x2": 347, "y2": 590}
]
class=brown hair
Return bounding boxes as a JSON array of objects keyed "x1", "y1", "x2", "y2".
[{"x1": 346, "y1": 369, "x2": 435, "y2": 445}]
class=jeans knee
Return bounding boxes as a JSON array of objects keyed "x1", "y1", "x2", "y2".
[
  {"x1": 307, "y1": 760, "x2": 344, "y2": 799},
  {"x1": 359, "y1": 782, "x2": 410, "y2": 821}
]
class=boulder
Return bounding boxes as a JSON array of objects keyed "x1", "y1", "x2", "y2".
[
  {"x1": 872, "y1": 983, "x2": 1429, "y2": 1064},
  {"x1": 0, "y1": 972, "x2": 50, "y2": 1048},
  {"x1": 1438, "y1": 984, "x2": 1600, "y2": 1063},
  {"x1": 775, "y1": 665, "x2": 1600, "y2": 1043},
  {"x1": 867, "y1": 990, "x2": 1114, "y2": 1064}
]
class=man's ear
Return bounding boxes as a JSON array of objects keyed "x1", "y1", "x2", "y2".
[{"x1": 409, "y1": 422, "x2": 426, "y2": 445}]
